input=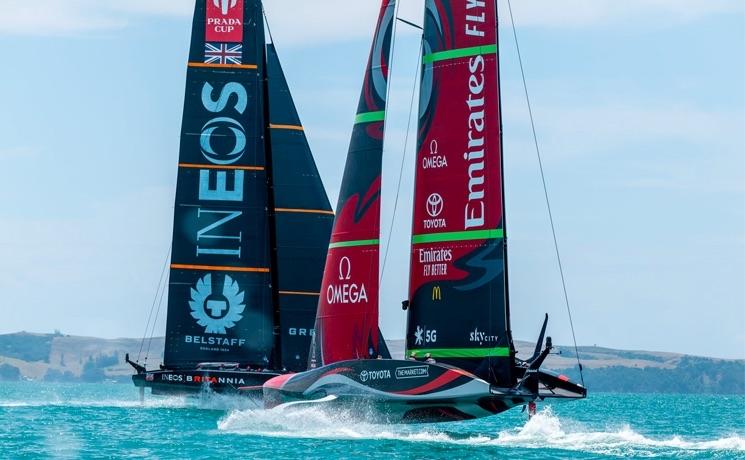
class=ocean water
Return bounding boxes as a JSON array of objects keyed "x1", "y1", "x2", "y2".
[{"x1": 0, "y1": 383, "x2": 743, "y2": 459}]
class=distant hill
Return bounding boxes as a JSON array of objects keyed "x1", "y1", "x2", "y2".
[
  {"x1": 1, "y1": 332, "x2": 743, "y2": 394},
  {"x1": 0, "y1": 332, "x2": 164, "y2": 384}
]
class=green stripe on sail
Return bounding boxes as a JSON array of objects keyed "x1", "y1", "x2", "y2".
[
  {"x1": 354, "y1": 111, "x2": 386, "y2": 124},
  {"x1": 412, "y1": 229, "x2": 504, "y2": 245},
  {"x1": 408, "y1": 347, "x2": 511, "y2": 359},
  {"x1": 422, "y1": 44, "x2": 498, "y2": 64},
  {"x1": 328, "y1": 239, "x2": 380, "y2": 249}
]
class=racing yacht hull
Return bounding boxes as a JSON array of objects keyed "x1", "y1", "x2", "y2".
[
  {"x1": 263, "y1": 359, "x2": 536, "y2": 423},
  {"x1": 133, "y1": 368, "x2": 280, "y2": 396}
]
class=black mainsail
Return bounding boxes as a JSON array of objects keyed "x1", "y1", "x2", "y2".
[
  {"x1": 266, "y1": 44, "x2": 334, "y2": 372},
  {"x1": 130, "y1": 0, "x2": 332, "y2": 394}
]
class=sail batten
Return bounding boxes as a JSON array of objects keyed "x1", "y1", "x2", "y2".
[
  {"x1": 422, "y1": 44, "x2": 498, "y2": 63},
  {"x1": 187, "y1": 62, "x2": 259, "y2": 70},
  {"x1": 412, "y1": 228, "x2": 504, "y2": 244},
  {"x1": 406, "y1": 347, "x2": 511, "y2": 359},
  {"x1": 354, "y1": 111, "x2": 387, "y2": 124}
]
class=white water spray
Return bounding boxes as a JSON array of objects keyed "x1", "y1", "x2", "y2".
[{"x1": 217, "y1": 406, "x2": 745, "y2": 455}]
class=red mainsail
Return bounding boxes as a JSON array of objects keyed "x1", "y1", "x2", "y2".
[{"x1": 309, "y1": 0, "x2": 397, "y2": 367}]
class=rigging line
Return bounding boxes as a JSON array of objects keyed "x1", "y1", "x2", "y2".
[
  {"x1": 380, "y1": 37, "x2": 423, "y2": 282},
  {"x1": 137, "y1": 246, "x2": 171, "y2": 362},
  {"x1": 397, "y1": 17, "x2": 423, "y2": 30},
  {"x1": 377, "y1": 0, "x2": 402, "y2": 282},
  {"x1": 262, "y1": 7, "x2": 275, "y2": 44},
  {"x1": 506, "y1": 0, "x2": 585, "y2": 386},
  {"x1": 144, "y1": 267, "x2": 169, "y2": 365}
]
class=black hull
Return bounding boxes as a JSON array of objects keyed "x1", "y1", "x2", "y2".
[
  {"x1": 133, "y1": 369, "x2": 280, "y2": 397},
  {"x1": 263, "y1": 359, "x2": 536, "y2": 423}
]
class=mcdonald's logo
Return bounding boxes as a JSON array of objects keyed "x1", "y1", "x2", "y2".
[{"x1": 432, "y1": 285, "x2": 442, "y2": 301}]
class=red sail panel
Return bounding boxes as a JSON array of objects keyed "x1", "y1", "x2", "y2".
[
  {"x1": 309, "y1": 0, "x2": 396, "y2": 367},
  {"x1": 406, "y1": 0, "x2": 513, "y2": 385}
]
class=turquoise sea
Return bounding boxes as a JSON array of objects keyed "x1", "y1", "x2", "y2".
[{"x1": 1, "y1": 383, "x2": 743, "y2": 459}]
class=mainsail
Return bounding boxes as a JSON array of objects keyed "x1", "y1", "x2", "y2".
[
  {"x1": 162, "y1": 0, "x2": 330, "y2": 372},
  {"x1": 309, "y1": 0, "x2": 397, "y2": 367},
  {"x1": 405, "y1": 0, "x2": 514, "y2": 386},
  {"x1": 266, "y1": 44, "x2": 334, "y2": 372}
]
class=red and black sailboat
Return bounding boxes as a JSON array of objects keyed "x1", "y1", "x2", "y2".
[
  {"x1": 127, "y1": 0, "x2": 334, "y2": 396},
  {"x1": 263, "y1": 0, "x2": 586, "y2": 422}
]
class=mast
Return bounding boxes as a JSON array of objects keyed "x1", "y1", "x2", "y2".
[
  {"x1": 308, "y1": 0, "x2": 397, "y2": 368},
  {"x1": 494, "y1": 1, "x2": 516, "y2": 356},
  {"x1": 261, "y1": 35, "x2": 282, "y2": 371},
  {"x1": 405, "y1": 0, "x2": 514, "y2": 386},
  {"x1": 163, "y1": 0, "x2": 275, "y2": 369}
]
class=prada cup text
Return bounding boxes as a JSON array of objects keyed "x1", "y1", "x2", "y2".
[{"x1": 206, "y1": 17, "x2": 242, "y2": 35}]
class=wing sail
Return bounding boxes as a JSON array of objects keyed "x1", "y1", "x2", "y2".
[
  {"x1": 164, "y1": 0, "x2": 275, "y2": 369},
  {"x1": 308, "y1": 0, "x2": 397, "y2": 367},
  {"x1": 405, "y1": 0, "x2": 515, "y2": 386},
  {"x1": 266, "y1": 44, "x2": 334, "y2": 372}
]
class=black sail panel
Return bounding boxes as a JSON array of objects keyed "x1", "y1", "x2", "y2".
[
  {"x1": 164, "y1": 0, "x2": 274, "y2": 369},
  {"x1": 266, "y1": 44, "x2": 334, "y2": 372}
]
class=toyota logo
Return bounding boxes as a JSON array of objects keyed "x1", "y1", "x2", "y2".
[{"x1": 426, "y1": 193, "x2": 444, "y2": 218}]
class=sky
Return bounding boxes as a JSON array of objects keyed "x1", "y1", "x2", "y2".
[{"x1": 0, "y1": 1, "x2": 743, "y2": 359}]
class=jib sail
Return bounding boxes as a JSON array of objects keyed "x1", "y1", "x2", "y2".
[
  {"x1": 309, "y1": 0, "x2": 397, "y2": 367},
  {"x1": 266, "y1": 44, "x2": 334, "y2": 372},
  {"x1": 164, "y1": 0, "x2": 274, "y2": 369},
  {"x1": 405, "y1": 0, "x2": 515, "y2": 386}
]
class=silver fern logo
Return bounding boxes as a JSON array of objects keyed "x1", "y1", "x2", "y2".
[{"x1": 189, "y1": 274, "x2": 245, "y2": 334}]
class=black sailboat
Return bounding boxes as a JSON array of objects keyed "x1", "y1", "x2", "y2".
[
  {"x1": 127, "y1": 0, "x2": 333, "y2": 396},
  {"x1": 264, "y1": 0, "x2": 586, "y2": 422}
]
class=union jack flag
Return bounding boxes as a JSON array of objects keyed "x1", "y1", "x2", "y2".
[{"x1": 204, "y1": 43, "x2": 243, "y2": 65}]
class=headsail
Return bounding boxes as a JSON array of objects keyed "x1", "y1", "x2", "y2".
[
  {"x1": 266, "y1": 44, "x2": 334, "y2": 372},
  {"x1": 309, "y1": 0, "x2": 397, "y2": 367},
  {"x1": 164, "y1": 0, "x2": 274, "y2": 369},
  {"x1": 406, "y1": 0, "x2": 514, "y2": 385}
]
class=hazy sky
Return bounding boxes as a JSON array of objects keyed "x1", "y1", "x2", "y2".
[{"x1": 0, "y1": 1, "x2": 743, "y2": 359}]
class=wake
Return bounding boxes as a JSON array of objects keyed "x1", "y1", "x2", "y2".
[
  {"x1": 217, "y1": 406, "x2": 745, "y2": 455},
  {"x1": 0, "y1": 392, "x2": 261, "y2": 411},
  {"x1": 0, "y1": 397, "x2": 187, "y2": 409}
]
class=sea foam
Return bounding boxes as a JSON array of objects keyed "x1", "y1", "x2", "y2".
[{"x1": 217, "y1": 405, "x2": 745, "y2": 455}]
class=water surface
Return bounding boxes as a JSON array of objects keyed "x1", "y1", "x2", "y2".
[{"x1": 1, "y1": 383, "x2": 743, "y2": 459}]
